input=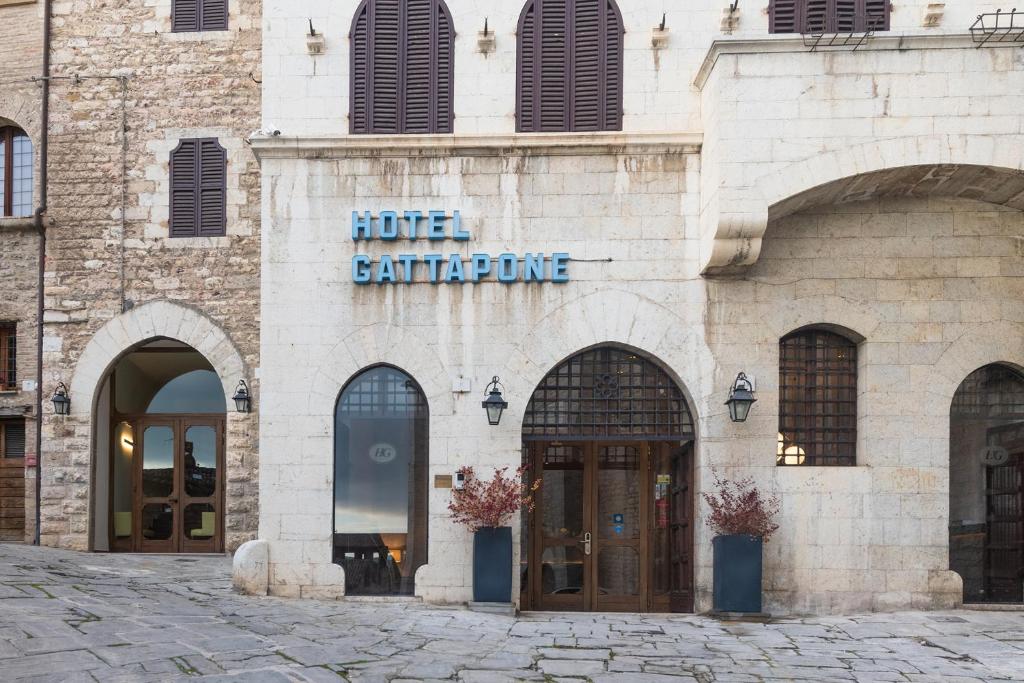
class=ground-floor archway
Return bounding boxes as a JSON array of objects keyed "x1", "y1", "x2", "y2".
[
  {"x1": 520, "y1": 346, "x2": 696, "y2": 613},
  {"x1": 950, "y1": 364, "x2": 1024, "y2": 604},
  {"x1": 93, "y1": 339, "x2": 227, "y2": 553}
]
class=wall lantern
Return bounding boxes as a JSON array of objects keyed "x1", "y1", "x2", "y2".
[
  {"x1": 725, "y1": 372, "x2": 756, "y2": 423},
  {"x1": 51, "y1": 382, "x2": 71, "y2": 416},
  {"x1": 481, "y1": 376, "x2": 508, "y2": 426},
  {"x1": 232, "y1": 380, "x2": 252, "y2": 414}
]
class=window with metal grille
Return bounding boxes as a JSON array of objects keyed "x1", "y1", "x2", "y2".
[
  {"x1": 0, "y1": 127, "x2": 32, "y2": 218},
  {"x1": 169, "y1": 138, "x2": 227, "y2": 238},
  {"x1": 778, "y1": 329, "x2": 858, "y2": 466},
  {"x1": 350, "y1": 0, "x2": 454, "y2": 135},
  {"x1": 1, "y1": 419, "x2": 25, "y2": 458},
  {"x1": 0, "y1": 323, "x2": 14, "y2": 391},
  {"x1": 523, "y1": 347, "x2": 695, "y2": 441},
  {"x1": 172, "y1": 0, "x2": 228, "y2": 33},
  {"x1": 516, "y1": 0, "x2": 624, "y2": 133},
  {"x1": 769, "y1": 0, "x2": 889, "y2": 34}
]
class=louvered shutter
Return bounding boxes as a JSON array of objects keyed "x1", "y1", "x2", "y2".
[
  {"x1": 371, "y1": 0, "x2": 400, "y2": 133},
  {"x1": 198, "y1": 139, "x2": 227, "y2": 237},
  {"x1": 170, "y1": 140, "x2": 198, "y2": 237},
  {"x1": 603, "y1": 0, "x2": 623, "y2": 131},
  {"x1": 804, "y1": 0, "x2": 829, "y2": 33},
  {"x1": 404, "y1": 0, "x2": 433, "y2": 133},
  {"x1": 172, "y1": 0, "x2": 200, "y2": 33},
  {"x1": 434, "y1": 3, "x2": 454, "y2": 134},
  {"x1": 351, "y1": 4, "x2": 370, "y2": 134},
  {"x1": 517, "y1": 2, "x2": 538, "y2": 132},
  {"x1": 200, "y1": 0, "x2": 228, "y2": 31},
  {"x1": 539, "y1": 0, "x2": 569, "y2": 132},
  {"x1": 769, "y1": 0, "x2": 801, "y2": 33},
  {"x1": 572, "y1": 0, "x2": 601, "y2": 131},
  {"x1": 834, "y1": 0, "x2": 857, "y2": 32},
  {"x1": 3, "y1": 421, "x2": 24, "y2": 459},
  {"x1": 863, "y1": 0, "x2": 889, "y2": 31}
]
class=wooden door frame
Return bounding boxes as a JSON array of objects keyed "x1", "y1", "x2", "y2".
[
  {"x1": 524, "y1": 439, "x2": 695, "y2": 613},
  {"x1": 109, "y1": 413, "x2": 225, "y2": 553}
]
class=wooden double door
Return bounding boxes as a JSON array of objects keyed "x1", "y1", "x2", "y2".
[
  {"x1": 523, "y1": 440, "x2": 694, "y2": 613},
  {"x1": 111, "y1": 416, "x2": 224, "y2": 553}
]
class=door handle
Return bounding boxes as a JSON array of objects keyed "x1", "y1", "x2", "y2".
[{"x1": 579, "y1": 532, "x2": 592, "y2": 556}]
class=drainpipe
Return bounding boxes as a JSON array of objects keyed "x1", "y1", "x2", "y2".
[{"x1": 33, "y1": 0, "x2": 52, "y2": 546}]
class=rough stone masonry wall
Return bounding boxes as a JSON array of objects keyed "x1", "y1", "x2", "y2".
[
  {"x1": 41, "y1": 0, "x2": 262, "y2": 551},
  {"x1": 706, "y1": 197, "x2": 1024, "y2": 614},
  {"x1": 0, "y1": 1, "x2": 44, "y2": 543}
]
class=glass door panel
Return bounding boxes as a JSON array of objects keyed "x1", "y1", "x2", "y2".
[
  {"x1": 181, "y1": 423, "x2": 220, "y2": 552},
  {"x1": 593, "y1": 444, "x2": 644, "y2": 611},
  {"x1": 138, "y1": 422, "x2": 177, "y2": 552},
  {"x1": 533, "y1": 443, "x2": 588, "y2": 610}
]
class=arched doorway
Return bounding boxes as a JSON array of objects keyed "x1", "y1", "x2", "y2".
[
  {"x1": 521, "y1": 346, "x2": 696, "y2": 613},
  {"x1": 950, "y1": 364, "x2": 1024, "y2": 604},
  {"x1": 95, "y1": 339, "x2": 226, "y2": 553},
  {"x1": 333, "y1": 365, "x2": 429, "y2": 596}
]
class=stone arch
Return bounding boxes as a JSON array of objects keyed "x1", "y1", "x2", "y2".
[
  {"x1": 0, "y1": 89, "x2": 42, "y2": 146},
  {"x1": 932, "y1": 321, "x2": 1024, "y2": 415},
  {"x1": 760, "y1": 297, "x2": 880, "y2": 346},
  {"x1": 69, "y1": 300, "x2": 247, "y2": 419},
  {"x1": 704, "y1": 134, "x2": 1024, "y2": 273}
]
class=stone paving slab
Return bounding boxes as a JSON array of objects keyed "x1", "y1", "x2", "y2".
[{"x1": 0, "y1": 543, "x2": 1022, "y2": 681}]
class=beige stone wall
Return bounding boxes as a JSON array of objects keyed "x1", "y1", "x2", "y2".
[
  {"x1": 707, "y1": 197, "x2": 1024, "y2": 613},
  {"x1": 41, "y1": 1, "x2": 261, "y2": 551}
]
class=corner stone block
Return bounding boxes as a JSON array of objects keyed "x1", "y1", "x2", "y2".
[{"x1": 232, "y1": 539, "x2": 270, "y2": 596}]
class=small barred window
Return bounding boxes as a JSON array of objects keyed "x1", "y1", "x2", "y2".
[{"x1": 778, "y1": 328, "x2": 858, "y2": 466}]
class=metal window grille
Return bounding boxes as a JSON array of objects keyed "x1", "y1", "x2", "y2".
[
  {"x1": 951, "y1": 365, "x2": 1024, "y2": 421},
  {"x1": 338, "y1": 366, "x2": 428, "y2": 418},
  {"x1": 1, "y1": 420, "x2": 25, "y2": 458},
  {"x1": 523, "y1": 347, "x2": 694, "y2": 441},
  {"x1": 778, "y1": 329, "x2": 858, "y2": 466},
  {"x1": 0, "y1": 324, "x2": 14, "y2": 391}
]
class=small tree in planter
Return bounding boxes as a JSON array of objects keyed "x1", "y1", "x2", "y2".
[
  {"x1": 703, "y1": 470, "x2": 780, "y2": 615},
  {"x1": 449, "y1": 466, "x2": 540, "y2": 604}
]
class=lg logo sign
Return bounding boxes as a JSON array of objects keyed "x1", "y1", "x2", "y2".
[{"x1": 369, "y1": 443, "x2": 397, "y2": 464}]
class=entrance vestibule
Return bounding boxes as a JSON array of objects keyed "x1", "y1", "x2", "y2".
[
  {"x1": 521, "y1": 346, "x2": 696, "y2": 613},
  {"x1": 93, "y1": 340, "x2": 226, "y2": 553}
]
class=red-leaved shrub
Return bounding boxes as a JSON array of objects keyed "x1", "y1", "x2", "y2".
[
  {"x1": 702, "y1": 470, "x2": 780, "y2": 541},
  {"x1": 448, "y1": 466, "x2": 540, "y2": 531}
]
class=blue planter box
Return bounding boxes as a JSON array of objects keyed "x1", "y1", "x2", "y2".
[
  {"x1": 473, "y1": 526, "x2": 512, "y2": 603},
  {"x1": 712, "y1": 534, "x2": 763, "y2": 614}
]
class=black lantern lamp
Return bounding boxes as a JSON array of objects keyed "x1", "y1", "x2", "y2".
[
  {"x1": 725, "y1": 372, "x2": 757, "y2": 423},
  {"x1": 232, "y1": 380, "x2": 252, "y2": 414},
  {"x1": 51, "y1": 382, "x2": 71, "y2": 416},
  {"x1": 482, "y1": 376, "x2": 508, "y2": 426}
]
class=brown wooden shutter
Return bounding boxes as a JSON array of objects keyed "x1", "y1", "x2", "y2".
[
  {"x1": 539, "y1": 0, "x2": 569, "y2": 132},
  {"x1": 804, "y1": 0, "x2": 829, "y2": 33},
  {"x1": 351, "y1": 0, "x2": 454, "y2": 134},
  {"x1": 351, "y1": 3, "x2": 370, "y2": 133},
  {"x1": 603, "y1": 0, "x2": 623, "y2": 131},
  {"x1": 516, "y1": 2, "x2": 538, "y2": 132},
  {"x1": 201, "y1": 0, "x2": 229, "y2": 31},
  {"x1": 198, "y1": 139, "x2": 227, "y2": 237},
  {"x1": 3, "y1": 420, "x2": 24, "y2": 459},
  {"x1": 172, "y1": 0, "x2": 200, "y2": 33},
  {"x1": 769, "y1": 0, "x2": 801, "y2": 33},
  {"x1": 863, "y1": 0, "x2": 889, "y2": 30},
  {"x1": 572, "y1": 0, "x2": 601, "y2": 131},
  {"x1": 170, "y1": 140, "x2": 198, "y2": 237}
]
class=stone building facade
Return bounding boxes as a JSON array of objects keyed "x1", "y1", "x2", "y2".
[
  {"x1": 38, "y1": 0, "x2": 262, "y2": 552},
  {"x1": 0, "y1": 0, "x2": 44, "y2": 543},
  {"x1": 245, "y1": 0, "x2": 1024, "y2": 616}
]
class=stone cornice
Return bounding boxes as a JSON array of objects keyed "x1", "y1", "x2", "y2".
[
  {"x1": 249, "y1": 131, "x2": 702, "y2": 160},
  {"x1": 695, "y1": 32, "x2": 980, "y2": 90}
]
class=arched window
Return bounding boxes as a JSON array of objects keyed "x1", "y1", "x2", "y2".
[
  {"x1": 950, "y1": 364, "x2": 1024, "y2": 604},
  {"x1": 350, "y1": 0, "x2": 454, "y2": 134},
  {"x1": 0, "y1": 127, "x2": 32, "y2": 218},
  {"x1": 778, "y1": 328, "x2": 858, "y2": 466},
  {"x1": 516, "y1": 0, "x2": 624, "y2": 133},
  {"x1": 334, "y1": 366, "x2": 429, "y2": 596}
]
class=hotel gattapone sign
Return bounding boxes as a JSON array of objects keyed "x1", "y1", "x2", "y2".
[{"x1": 351, "y1": 210, "x2": 570, "y2": 284}]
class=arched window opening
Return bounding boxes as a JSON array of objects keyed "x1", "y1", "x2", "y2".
[
  {"x1": 334, "y1": 366, "x2": 429, "y2": 596},
  {"x1": 516, "y1": 0, "x2": 624, "y2": 133},
  {"x1": 950, "y1": 364, "x2": 1024, "y2": 604},
  {"x1": 0, "y1": 127, "x2": 32, "y2": 218},
  {"x1": 778, "y1": 328, "x2": 858, "y2": 466},
  {"x1": 350, "y1": 0, "x2": 454, "y2": 134}
]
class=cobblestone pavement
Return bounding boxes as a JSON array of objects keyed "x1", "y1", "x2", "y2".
[{"x1": 1, "y1": 544, "x2": 1023, "y2": 682}]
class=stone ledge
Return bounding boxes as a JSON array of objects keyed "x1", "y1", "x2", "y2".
[
  {"x1": 695, "y1": 32, "x2": 979, "y2": 89},
  {"x1": 0, "y1": 216, "x2": 38, "y2": 232},
  {"x1": 250, "y1": 131, "x2": 703, "y2": 160}
]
